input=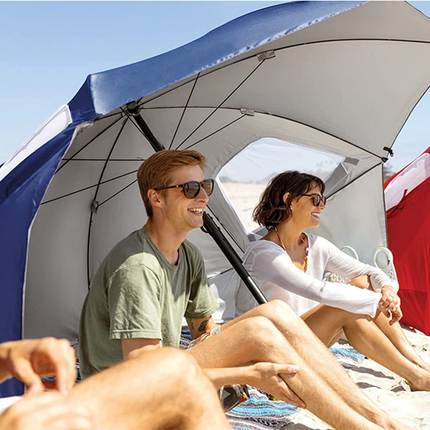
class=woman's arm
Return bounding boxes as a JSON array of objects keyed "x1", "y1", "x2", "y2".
[
  {"x1": 324, "y1": 239, "x2": 399, "y2": 292},
  {"x1": 244, "y1": 241, "x2": 381, "y2": 317}
]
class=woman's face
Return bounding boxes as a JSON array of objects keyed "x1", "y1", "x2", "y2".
[{"x1": 288, "y1": 185, "x2": 326, "y2": 228}]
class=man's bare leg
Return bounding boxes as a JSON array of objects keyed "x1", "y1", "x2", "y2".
[
  {"x1": 304, "y1": 305, "x2": 430, "y2": 391},
  {"x1": 190, "y1": 315, "x2": 387, "y2": 430},
  {"x1": 68, "y1": 347, "x2": 231, "y2": 430},
  {"x1": 190, "y1": 301, "x2": 412, "y2": 430}
]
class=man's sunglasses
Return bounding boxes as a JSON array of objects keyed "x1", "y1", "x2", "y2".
[
  {"x1": 302, "y1": 193, "x2": 327, "y2": 207},
  {"x1": 153, "y1": 179, "x2": 215, "y2": 199}
]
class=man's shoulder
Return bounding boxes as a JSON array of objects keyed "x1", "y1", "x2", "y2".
[
  {"x1": 103, "y1": 229, "x2": 160, "y2": 277},
  {"x1": 181, "y1": 238, "x2": 204, "y2": 260}
]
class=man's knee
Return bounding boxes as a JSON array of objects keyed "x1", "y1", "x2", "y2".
[
  {"x1": 241, "y1": 315, "x2": 286, "y2": 347},
  {"x1": 256, "y1": 299, "x2": 298, "y2": 321}
]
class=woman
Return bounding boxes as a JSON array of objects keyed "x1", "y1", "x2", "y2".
[{"x1": 236, "y1": 170, "x2": 430, "y2": 390}]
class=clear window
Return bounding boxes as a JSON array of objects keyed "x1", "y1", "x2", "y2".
[{"x1": 217, "y1": 138, "x2": 345, "y2": 233}]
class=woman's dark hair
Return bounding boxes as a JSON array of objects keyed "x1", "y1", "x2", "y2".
[{"x1": 253, "y1": 171, "x2": 325, "y2": 228}]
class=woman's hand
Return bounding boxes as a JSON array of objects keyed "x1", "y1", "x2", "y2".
[
  {"x1": 0, "y1": 338, "x2": 76, "y2": 395},
  {"x1": 378, "y1": 286, "x2": 402, "y2": 325},
  {"x1": 248, "y1": 362, "x2": 305, "y2": 408}
]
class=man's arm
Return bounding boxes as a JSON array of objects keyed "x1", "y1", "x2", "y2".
[
  {"x1": 121, "y1": 338, "x2": 159, "y2": 360},
  {"x1": 186, "y1": 316, "x2": 218, "y2": 339},
  {"x1": 0, "y1": 338, "x2": 76, "y2": 395}
]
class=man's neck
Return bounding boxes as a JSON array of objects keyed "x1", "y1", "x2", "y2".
[{"x1": 144, "y1": 218, "x2": 188, "y2": 265}]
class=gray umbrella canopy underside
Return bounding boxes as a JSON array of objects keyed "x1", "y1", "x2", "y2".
[{"x1": 24, "y1": 1, "x2": 430, "y2": 341}]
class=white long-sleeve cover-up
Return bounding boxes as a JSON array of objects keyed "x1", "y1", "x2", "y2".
[{"x1": 236, "y1": 234, "x2": 399, "y2": 318}]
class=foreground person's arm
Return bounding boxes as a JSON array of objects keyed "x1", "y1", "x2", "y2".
[
  {"x1": 204, "y1": 363, "x2": 305, "y2": 408},
  {"x1": 0, "y1": 392, "x2": 93, "y2": 430},
  {"x1": 0, "y1": 338, "x2": 76, "y2": 395}
]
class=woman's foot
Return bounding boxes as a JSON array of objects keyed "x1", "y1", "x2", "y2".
[{"x1": 407, "y1": 368, "x2": 430, "y2": 391}]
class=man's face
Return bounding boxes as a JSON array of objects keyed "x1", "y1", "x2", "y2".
[{"x1": 158, "y1": 164, "x2": 209, "y2": 232}]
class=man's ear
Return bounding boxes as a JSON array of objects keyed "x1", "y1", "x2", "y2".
[{"x1": 147, "y1": 189, "x2": 163, "y2": 208}]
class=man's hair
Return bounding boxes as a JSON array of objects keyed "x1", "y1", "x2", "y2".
[
  {"x1": 137, "y1": 150, "x2": 207, "y2": 217},
  {"x1": 253, "y1": 171, "x2": 325, "y2": 229}
]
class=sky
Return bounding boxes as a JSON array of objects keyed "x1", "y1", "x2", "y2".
[{"x1": 1, "y1": 1, "x2": 430, "y2": 173}]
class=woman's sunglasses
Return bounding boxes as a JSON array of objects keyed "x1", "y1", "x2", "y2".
[
  {"x1": 153, "y1": 179, "x2": 215, "y2": 199},
  {"x1": 302, "y1": 193, "x2": 327, "y2": 207}
]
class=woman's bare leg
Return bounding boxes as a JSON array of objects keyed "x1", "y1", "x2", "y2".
[
  {"x1": 68, "y1": 348, "x2": 231, "y2": 430},
  {"x1": 350, "y1": 276, "x2": 430, "y2": 371},
  {"x1": 373, "y1": 313, "x2": 430, "y2": 371},
  {"x1": 304, "y1": 304, "x2": 430, "y2": 391}
]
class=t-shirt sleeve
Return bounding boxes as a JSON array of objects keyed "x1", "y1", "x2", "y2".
[
  {"x1": 108, "y1": 265, "x2": 162, "y2": 340},
  {"x1": 184, "y1": 255, "x2": 219, "y2": 319},
  {"x1": 244, "y1": 241, "x2": 381, "y2": 317}
]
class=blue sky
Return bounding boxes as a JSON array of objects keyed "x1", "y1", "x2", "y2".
[{"x1": 1, "y1": 1, "x2": 429, "y2": 173}]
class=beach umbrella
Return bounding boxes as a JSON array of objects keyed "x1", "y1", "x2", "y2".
[
  {"x1": 385, "y1": 148, "x2": 430, "y2": 335},
  {"x1": 1, "y1": 0, "x2": 430, "y2": 396}
]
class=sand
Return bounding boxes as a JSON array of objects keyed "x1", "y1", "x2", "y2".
[{"x1": 281, "y1": 327, "x2": 430, "y2": 429}]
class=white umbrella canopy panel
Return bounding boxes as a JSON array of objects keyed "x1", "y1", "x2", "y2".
[{"x1": 20, "y1": 1, "x2": 430, "y2": 343}]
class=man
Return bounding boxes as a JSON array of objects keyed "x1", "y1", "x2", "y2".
[
  {"x1": 80, "y1": 149, "x2": 411, "y2": 430},
  {"x1": 0, "y1": 338, "x2": 230, "y2": 430}
]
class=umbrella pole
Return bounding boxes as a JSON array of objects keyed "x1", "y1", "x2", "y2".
[
  {"x1": 128, "y1": 107, "x2": 267, "y2": 305},
  {"x1": 203, "y1": 212, "x2": 267, "y2": 305}
]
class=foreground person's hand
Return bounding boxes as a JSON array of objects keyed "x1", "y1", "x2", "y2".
[
  {"x1": 0, "y1": 338, "x2": 76, "y2": 395},
  {"x1": 0, "y1": 392, "x2": 93, "y2": 430},
  {"x1": 378, "y1": 286, "x2": 402, "y2": 325},
  {"x1": 249, "y1": 362, "x2": 305, "y2": 408}
]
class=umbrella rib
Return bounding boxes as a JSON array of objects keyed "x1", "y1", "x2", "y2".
[
  {"x1": 389, "y1": 83, "x2": 430, "y2": 153},
  {"x1": 327, "y1": 162, "x2": 382, "y2": 199},
  {"x1": 60, "y1": 158, "x2": 143, "y2": 162},
  {"x1": 169, "y1": 73, "x2": 200, "y2": 150},
  {"x1": 205, "y1": 204, "x2": 245, "y2": 253},
  {"x1": 207, "y1": 267, "x2": 234, "y2": 280},
  {"x1": 40, "y1": 169, "x2": 139, "y2": 205},
  {"x1": 135, "y1": 38, "x2": 430, "y2": 110},
  {"x1": 94, "y1": 111, "x2": 123, "y2": 121},
  {"x1": 126, "y1": 113, "x2": 150, "y2": 140},
  {"x1": 55, "y1": 114, "x2": 125, "y2": 174},
  {"x1": 183, "y1": 114, "x2": 245, "y2": 150},
  {"x1": 175, "y1": 60, "x2": 265, "y2": 150},
  {"x1": 97, "y1": 179, "x2": 138, "y2": 208},
  {"x1": 137, "y1": 104, "x2": 384, "y2": 160},
  {"x1": 87, "y1": 117, "x2": 129, "y2": 288}
]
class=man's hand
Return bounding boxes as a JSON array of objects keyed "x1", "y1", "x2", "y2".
[
  {"x1": 248, "y1": 362, "x2": 305, "y2": 408},
  {"x1": 0, "y1": 392, "x2": 93, "y2": 430},
  {"x1": 378, "y1": 286, "x2": 402, "y2": 325},
  {"x1": 0, "y1": 338, "x2": 76, "y2": 395}
]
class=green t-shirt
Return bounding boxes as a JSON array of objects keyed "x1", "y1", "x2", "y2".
[{"x1": 79, "y1": 227, "x2": 219, "y2": 379}]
